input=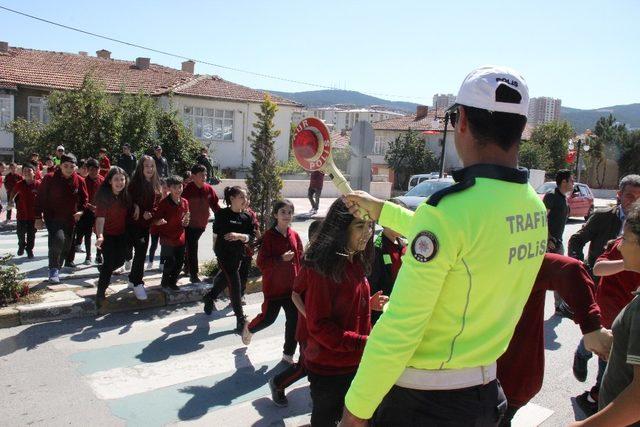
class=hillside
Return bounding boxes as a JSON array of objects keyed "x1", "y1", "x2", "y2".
[{"x1": 266, "y1": 89, "x2": 639, "y2": 132}]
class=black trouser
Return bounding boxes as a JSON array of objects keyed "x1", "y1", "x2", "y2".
[
  {"x1": 248, "y1": 297, "x2": 298, "y2": 355},
  {"x1": 207, "y1": 253, "x2": 244, "y2": 319},
  {"x1": 127, "y1": 224, "x2": 150, "y2": 285},
  {"x1": 240, "y1": 255, "x2": 251, "y2": 296},
  {"x1": 371, "y1": 379, "x2": 507, "y2": 427},
  {"x1": 498, "y1": 405, "x2": 521, "y2": 427},
  {"x1": 160, "y1": 245, "x2": 185, "y2": 288},
  {"x1": 185, "y1": 227, "x2": 205, "y2": 280},
  {"x1": 308, "y1": 371, "x2": 356, "y2": 427},
  {"x1": 148, "y1": 233, "x2": 161, "y2": 263},
  {"x1": 97, "y1": 234, "x2": 127, "y2": 295},
  {"x1": 308, "y1": 187, "x2": 321, "y2": 211},
  {"x1": 273, "y1": 349, "x2": 307, "y2": 390},
  {"x1": 17, "y1": 220, "x2": 36, "y2": 253},
  {"x1": 45, "y1": 220, "x2": 74, "y2": 269},
  {"x1": 74, "y1": 210, "x2": 97, "y2": 259}
]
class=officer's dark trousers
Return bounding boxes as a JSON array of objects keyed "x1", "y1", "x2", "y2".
[
  {"x1": 308, "y1": 371, "x2": 356, "y2": 427},
  {"x1": 307, "y1": 187, "x2": 320, "y2": 211},
  {"x1": 160, "y1": 245, "x2": 185, "y2": 288},
  {"x1": 247, "y1": 297, "x2": 298, "y2": 356},
  {"x1": 17, "y1": 220, "x2": 36, "y2": 253},
  {"x1": 371, "y1": 379, "x2": 507, "y2": 427},
  {"x1": 127, "y1": 224, "x2": 150, "y2": 285},
  {"x1": 185, "y1": 227, "x2": 204, "y2": 280},
  {"x1": 46, "y1": 220, "x2": 74, "y2": 269},
  {"x1": 97, "y1": 234, "x2": 127, "y2": 295}
]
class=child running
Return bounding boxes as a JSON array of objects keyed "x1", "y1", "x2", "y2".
[
  {"x1": 3, "y1": 162, "x2": 21, "y2": 224},
  {"x1": 300, "y1": 198, "x2": 375, "y2": 426},
  {"x1": 8, "y1": 163, "x2": 40, "y2": 258},
  {"x1": 94, "y1": 167, "x2": 130, "y2": 309},
  {"x1": 202, "y1": 186, "x2": 255, "y2": 334},
  {"x1": 152, "y1": 175, "x2": 190, "y2": 291},
  {"x1": 574, "y1": 203, "x2": 640, "y2": 426},
  {"x1": 242, "y1": 200, "x2": 303, "y2": 362},
  {"x1": 147, "y1": 178, "x2": 169, "y2": 270}
]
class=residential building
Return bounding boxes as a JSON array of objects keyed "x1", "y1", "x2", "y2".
[
  {"x1": 528, "y1": 97, "x2": 562, "y2": 125},
  {"x1": 292, "y1": 106, "x2": 403, "y2": 133},
  {"x1": 0, "y1": 42, "x2": 299, "y2": 167},
  {"x1": 432, "y1": 93, "x2": 456, "y2": 111}
]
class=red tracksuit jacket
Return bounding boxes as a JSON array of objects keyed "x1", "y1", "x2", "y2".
[
  {"x1": 12, "y1": 179, "x2": 41, "y2": 220},
  {"x1": 256, "y1": 227, "x2": 303, "y2": 300},
  {"x1": 153, "y1": 196, "x2": 189, "y2": 247},
  {"x1": 181, "y1": 182, "x2": 220, "y2": 230},
  {"x1": 35, "y1": 169, "x2": 88, "y2": 225},
  {"x1": 302, "y1": 263, "x2": 371, "y2": 375}
]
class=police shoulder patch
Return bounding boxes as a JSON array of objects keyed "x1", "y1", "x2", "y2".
[{"x1": 411, "y1": 231, "x2": 439, "y2": 263}]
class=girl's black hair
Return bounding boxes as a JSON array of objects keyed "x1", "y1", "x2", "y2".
[
  {"x1": 223, "y1": 186, "x2": 245, "y2": 206},
  {"x1": 303, "y1": 198, "x2": 374, "y2": 283},
  {"x1": 95, "y1": 166, "x2": 131, "y2": 208},
  {"x1": 128, "y1": 155, "x2": 161, "y2": 203},
  {"x1": 270, "y1": 199, "x2": 294, "y2": 228}
]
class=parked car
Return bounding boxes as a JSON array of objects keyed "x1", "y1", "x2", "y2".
[
  {"x1": 394, "y1": 177, "x2": 455, "y2": 211},
  {"x1": 535, "y1": 182, "x2": 594, "y2": 220},
  {"x1": 407, "y1": 172, "x2": 440, "y2": 191}
]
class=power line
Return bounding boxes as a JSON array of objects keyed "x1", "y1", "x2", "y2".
[{"x1": 0, "y1": 4, "x2": 431, "y2": 102}]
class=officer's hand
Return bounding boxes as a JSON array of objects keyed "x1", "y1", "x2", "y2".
[
  {"x1": 369, "y1": 291, "x2": 389, "y2": 311},
  {"x1": 338, "y1": 407, "x2": 368, "y2": 427},
  {"x1": 583, "y1": 327, "x2": 613, "y2": 361},
  {"x1": 344, "y1": 192, "x2": 384, "y2": 221}
]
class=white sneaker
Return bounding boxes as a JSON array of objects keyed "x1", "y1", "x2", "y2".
[
  {"x1": 281, "y1": 354, "x2": 295, "y2": 364},
  {"x1": 241, "y1": 322, "x2": 253, "y2": 345},
  {"x1": 146, "y1": 261, "x2": 153, "y2": 270},
  {"x1": 132, "y1": 284, "x2": 148, "y2": 300},
  {"x1": 113, "y1": 267, "x2": 125, "y2": 275},
  {"x1": 124, "y1": 260, "x2": 132, "y2": 271}
]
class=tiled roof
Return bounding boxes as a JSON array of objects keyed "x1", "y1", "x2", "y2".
[
  {"x1": 329, "y1": 130, "x2": 350, "y2": 149},
  {"x1": 372, "y1": 110, "x2": 448, "y2": 132},
  {"x1": 0, "y1": 46, "x2": 299, "y2": 106},
  {"x1": 172, "y1": 75, "x2": 299, "y2": 106}
]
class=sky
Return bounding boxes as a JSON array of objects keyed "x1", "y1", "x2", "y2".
[{"x1": 1, "y1": 0, "x2": 638, "y2": 110}]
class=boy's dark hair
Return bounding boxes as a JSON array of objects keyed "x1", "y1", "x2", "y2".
[
  {"x1": 77, "y1": 159, "x2": 86, "y2": 168},
  {"x1": 44, "y1": 156, "x2": 52, "y2": 162},
  {"x1": 86, "y1": 158, "x2": 99, "y2": 168},
  {"x1": 555, "y1": 169, "x2": 572, "y2": 187},
  {"x1": 223, "y1": 186, "x2": 245, "y2": 206},
  {"x1": 166, "y1": 175, "x2": 183, "y2": 187},
  {"x1": 303, "y1": 198, "x2": 374, "y2": 282},
  {"x1": 191, "y1": 163, "x2": 207, "y2": 175},
  {"x1": 60, "y1": 153, "x2": 77, "y2": 164},
  {"x1": 21, "y1": 162, "x2": 36, "y2": 171},
  {"x1": 99, "y1": 148, "x2": 107, "y2": 153},
  {"x1": 30, "y1": 152, "x2": 39, "y2": 158},
  {"x1": 462, "y1": 105, "x2": 527, "y2": 152}
]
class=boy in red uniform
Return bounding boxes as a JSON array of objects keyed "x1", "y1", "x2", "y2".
[
  {"x1": 35, "y1": 153, "x2": 88, "y2": 284},
  {"x1": 8, "y1": 163, "x2": 40, "y2": 258},
  {"x1": 181, "y1": 164, "x2": 220, "y2": 283},
  {"x1": 3, "y1": 162, "x2": 22, "y2": 224},
  {"x1": 75, "y1": 158, "x2": 104, "y2": 264},
  {"x1": 98, "y1": 148, "x2": 111, "y2": 177},
  {"x1": 153, "y1": 175, "x2": 190, "y2": 290}
]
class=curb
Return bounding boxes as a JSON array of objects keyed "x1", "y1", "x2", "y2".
[{"x1": 0, "y1": 277, "x2": 263, "y2": 328}]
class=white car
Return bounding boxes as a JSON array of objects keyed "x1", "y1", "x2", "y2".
[
  {"x1": 394, "y1": 177, "x2": 455, "y2": 211},
  {"x1": 407, "y1": 172, "x2": 440, "y2": 191}
]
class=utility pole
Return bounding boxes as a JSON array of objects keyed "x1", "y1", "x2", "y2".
[{"x1": 438, "y1": 112, "x2": 450, "y2": 178}]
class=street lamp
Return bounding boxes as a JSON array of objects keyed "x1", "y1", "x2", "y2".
[{"x1": 568, "y1": 135, "x2": 590, "y2": 183}]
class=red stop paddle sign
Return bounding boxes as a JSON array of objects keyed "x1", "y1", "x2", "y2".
[{"x1": 292, "y1": 118, "x2": 332, "y2": 171}]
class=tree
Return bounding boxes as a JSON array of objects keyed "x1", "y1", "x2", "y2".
[
  {"x1": 3, "y1": 118, "x2": 46, "y2": 160},
  {"x1": 588, "y1": 114, "x2": 627, "y2": 187},
  {"x1": 118, "y1": 91, "x2": 157, "y2": 156},
  {"x1": 618, "y1": 129, "x2": 640, "y2": 179},
  {"x1": 529, "y1": 121, "x2": 574, "y2": 176},
  {"x1": 518, "y1": 138, "x2": 548, "y2": 171},
  {"x1": 155, "y1": 105, "x2": 202, "y2": 176},
  {"x1": 246, "y1": 95, "x2": 283, "y2": 232},
  {"x1": 384, "y1": 129, "x2": 438, "y2": 190}
]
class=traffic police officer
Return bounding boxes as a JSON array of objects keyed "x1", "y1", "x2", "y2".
[{"x1": 341, "y1": 66, "x2": 547, "y2": 426}]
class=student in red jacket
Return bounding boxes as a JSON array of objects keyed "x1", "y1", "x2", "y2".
[
  {"x1": 496, "y1": 253, "x2": 612, "y2": 426},
  {"x1": 301, "y1": 198, "x2": 374, "y2": 427},
  {"x1": 181, "y1": 163, "x2": 220, "y2": 283},
  {"x1": 98, "y1": 148, "x2": 111, "y2": 177},
  {"x1": 573, "y1": 237, "x2": 640, "y2": 414},
  {"x1": 126, "y1": 155, "x2": 163, "y2": 300},
  {"x1": 8, "y1": 163, "x2": 40, "y2": 258},
  {"x1": 35, "y1": 153, "x2": 88, "y2": 284},
  {"x1": 3, "y1": 162, "x2": 22, "y2": 224},
  {"x1": 73, "y1": 158, "x2": 104, "y2": 265},
  {"x1": 242, "y1": 200, "x2": 303, "y2": 359},
  {"x1": 94, "y1": 167, "x2": 131, "y2": 309},
  {"x1": 152, "y1": 175, "x2": 190, "y2": 291}
]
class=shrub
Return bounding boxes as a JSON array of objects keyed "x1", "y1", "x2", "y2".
[{"x1": 0, "y1": 254, "x2": 28, "y2": 306}]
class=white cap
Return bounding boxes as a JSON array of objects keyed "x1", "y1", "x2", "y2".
[
  {"x1": 453, "y1": 66, "x2": 529, "y2": 116},
  {"x1": 56, "y1": 145, "x2": 65, "y2": 151}
]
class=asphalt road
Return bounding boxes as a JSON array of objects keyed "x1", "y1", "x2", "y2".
[{"x1": 0, "y1": 199, "x2": 614, "y2": 426}]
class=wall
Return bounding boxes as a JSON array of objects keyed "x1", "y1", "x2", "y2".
[
  {"x1": 0, "y1": 92, "x2": 14, "y2": 160},
  {"x1": 163, "y1": 96, "x2": 294, "y2": 170},
  {"x1": 528, "y1": 168, "x2": 545, "y2": 189},
  {"x1": 212, "y1": 179, "x2": 392, "y2": 200}
]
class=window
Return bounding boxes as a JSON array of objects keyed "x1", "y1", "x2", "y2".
[
  {"x1": 183, "y1": 106, "x2": 234, "y2": 141},
  {"x1": 374, "y1": 135, "x2": 387, "y2": 155},
  {"x1": 0, "y1": 94, "x2": 12, "y2": 126},
  {"x1": 28, "y1": 96, "x2": 49, "y2": 123}
]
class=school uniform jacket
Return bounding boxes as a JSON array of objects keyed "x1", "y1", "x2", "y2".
[
  {"x1": 12, "y1": 179, "x2": 41, "y2": 220},
  {"x1": 181, "y1": 182, "x2": 220, "y2": 230},
  {"x1": 35, "y1": 169, "x2": 88, "y2": 226},
  {"x1": 256, "y1": 227, "x2": 303, "y2": 300},
  {"x1": 152, "y1": 196, "x2": 189, "y2": 247}
]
